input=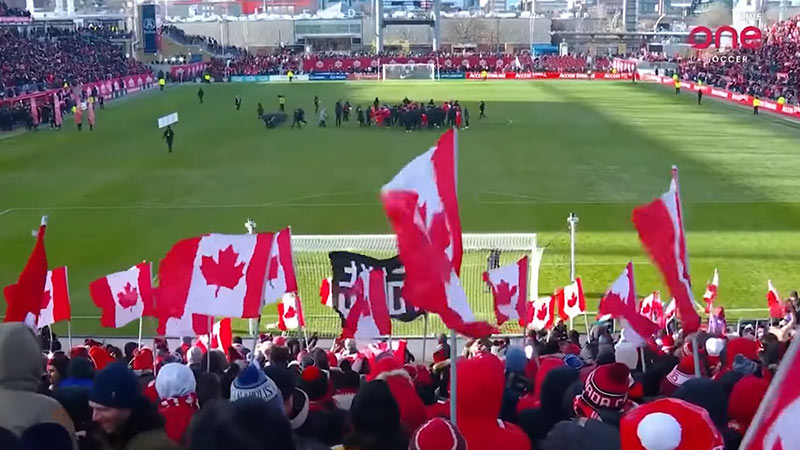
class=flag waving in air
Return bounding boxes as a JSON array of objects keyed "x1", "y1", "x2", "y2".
[
  {"x1": 597, "y1": 263, "x2": 659, "y2": 345},
  {"x1": 381, "y1": 129, "x2": 495, "y2": 338},
  {"x1": 277, "y1": 292, "x2": 305, "y2": 331},
  {"x1": 264, "y1": 228, "x2": 298, "y2": 305},
  {"x1": 158, "y1": 232, "x2": 274, "y2": 320},
  {"x1": 197, "y1": 318, "x2": 232, "y2": 353},
  {"x1": 4, "y1": 217, "x2": 49, "y2": 325},
  {"x1": 558, "y1": 277, "x2": 586, "y2": 321},
  {"x1": 483, "y1": 256, "x2": 529, "y2": 327},
  {"x1": 320, "y1": 278, "x2": 333, "y2": 308},
  {"x1": 529, "y1": 295, "x2": 557, "y2": 331},
  {"x1": 37, "y1": 267, "x2": 71, "y2": 329},
  {"x1": 703, "y1": 269, "x2": 719, "y2": 314},
  {"x1": 632, "y1": 167, "x2": 701, "y2": 333},
  {"x1": 767, "y1": 280, "x2": 784, "y2": 319},
  {"x1": 90, "y1": 262, "x2": 153, "y2": 328},
  {"x1": 341, "y1": 268, "x2": 392, "y2": 340},
  {"x1": 639, "y1": 291, "x2": 664, "y2": 327}
]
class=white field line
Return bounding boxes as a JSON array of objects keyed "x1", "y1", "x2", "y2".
[{"x1": 0, "y1": 208, "x2": 12, "y2": 216}]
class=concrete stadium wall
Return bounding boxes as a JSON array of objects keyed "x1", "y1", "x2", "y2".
[{"x1": 175, "y1": 17, "x2": 551, "y2": 49}]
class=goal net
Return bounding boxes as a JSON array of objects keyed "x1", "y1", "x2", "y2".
[
  {"x1": 257, "y1": 233, "x2": 543, "y2": 337},
  {"x1": 381, "y1": 63, "x2": 436, "y2": 81}
]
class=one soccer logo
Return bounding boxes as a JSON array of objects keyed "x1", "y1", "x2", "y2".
[{"x1": 142, "y1": 18, "x2": 156, "y2": 32}]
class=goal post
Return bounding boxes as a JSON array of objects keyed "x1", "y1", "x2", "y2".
[
  {"x1": 260, "y1": 233, "x2": 543, "y2": 337},
  {"x1": 381, "y1": 63, "x2": 437, "y2": 81}
]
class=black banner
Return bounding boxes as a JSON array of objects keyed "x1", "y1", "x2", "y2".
[
  {"x1": 141, "y1": 5, "x2": 157, "y2": 54},
  {"x1": 328, "y1": 251, "x2": 422, "y2": 323}
]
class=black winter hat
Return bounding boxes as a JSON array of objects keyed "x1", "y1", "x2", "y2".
[
  {"x1": 89, "y1": 362, "x2": 141, "y2": 409},
  {"x1": 350, "y1": 380, "x2": 401, "y2": 434}
]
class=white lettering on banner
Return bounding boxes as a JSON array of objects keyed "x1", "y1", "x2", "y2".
[
  {"x1": 710, "y1": 55, "x2": 749, "y2": 63},
  {"x1": 386, "y1": 266, "x2": 405, "y2": 316},
  {"x1": 731, "y1": 93, "x2": 750, "y2": 102},
  {"x1": 341, "y1": 261, "x2": 358, "y2": 288},
  {"x1": 558, "y1": 73, "x2": 590, "y2": 79},
  {"x1": 711, "y1": 89, "x2": 729, "y2": 98},
  {"x1": 761, "y1": 101, "x2": 777, "y2": 110}
]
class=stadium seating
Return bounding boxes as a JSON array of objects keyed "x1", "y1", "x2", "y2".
[
  {"x1": 0, "y1": 1, "x2": 30, "y2": 17},
  {"x1": 677, "y1": 14, "x2": 800, "y2": 104},
  {"x1": 161, "y1": 25, "x2": 247, "y2": 57},
  {"x1": 0, "y1": 29, "x2": 148, "y2": 98}
]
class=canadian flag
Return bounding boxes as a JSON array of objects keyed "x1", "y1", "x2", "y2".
[
  {"x1": 37, "y1": 267, "x2": 71, "y2": 329},
  {"x1": 664, "y1": 298, "x2": 677, "y2": 324},
  {"x1": 483, "y1": 256, "x2": 529, "y2": 327},
  {"x1": 632, "y1": 167, "x2": 701, "y2": 333},
  {"x1": 558, "y1": 277, "x2": 586, "y2": 321},
  {"x1": 4, "y1": 218, "x2": 48, "y2": 324},
  {"x1": 341, "y1": 268, "x2": 392, "y2": 340},
  {"x1": 197, "y1": 318, "x2": 232, "y2": 353},
  {"x1": 381, "y1": 129, "x2": 495, "y2": 338},
  {"x1": 277, "y1": 292, "x2": 305, "y2": 331},
  {"x1": 639, "y1": 291, "x2": 664, "y2": 327},
  {"x1": 320, "y1": 278, "x2": 333, "y2": 308},
  {"x1": 364, "y1": 339, "x2": 407, "y2": 361},
  {"x1": 767, "y1": 280, "x2": 784, "y2": 319},
  {"x1": 264, "y1": 228, "x2": 298, "y2": 305},
  {"x1": 597, "y1": 262, "x2": 659, "y2": 345},
  {"x1": 90, "y1": 262, "x2": 153, "y2": 328},
  {"x1": 161, "y1": 312, "x2": 212, "y2": 337},
  {"x1": 740, "y1": 335, "x2": 800, "y2": 450},
  {"x1": 703, "y1": 269, "x2": 719, "y2": 314},
  {"x1": 158, "y1": 232, "x2": 274, "y2": 320},
  {"x1": 529, "y1": 295, "x2": 557, "y2": 331}
]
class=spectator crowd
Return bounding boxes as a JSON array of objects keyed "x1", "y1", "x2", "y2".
[
  {"x1": 0, "y1": 28, "x2": 149, "y2": 98},
  {"x1": 676, "y1": 14, "x2": 800, "y2": 104},
  {"x1": 0, "y1": 296, "x2": 795, "y2": 450},
  {"x1": 161, "y1": 25, "x2": 247, "y2": 58},
  {"x1": 0, "y1": 1, "x2": 30, "y2": 17}
]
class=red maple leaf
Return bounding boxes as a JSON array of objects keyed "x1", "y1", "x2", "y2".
[
  {"x1": 284, "y1": 305, "x2": 296, "y2": 319},
  {"x1": 117, "y1": 283, "x2": 139, "y2": 309},
  {"x1": 494, "y1": 280, "x2": 517, "y2": 307},
  {"x1": 201, "y1": 245, "x2": 245, "y2": 296},
  {"x1": 567, "y1": 292, "x2": 578, "y2": 308},
  {"x1": 41, "y1": 290, "x2": 51, "y2": 310},
  {"x1": 641, "y1": 303, "x2": 651, "y2": 315},
  {"x1": 537, "y1": 304, "x2": 548, "y2": 321}
]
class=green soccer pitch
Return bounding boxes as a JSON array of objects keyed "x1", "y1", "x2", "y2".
[{"x1": 2, "y1": 80, "x2": 799, "y2": 338}]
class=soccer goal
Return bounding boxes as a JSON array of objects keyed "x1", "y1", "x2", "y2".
[
  {"x1": 287, "y1": 233, "x2": 543, "y2": 336},
  {"x1": 381, "y1": 63, "x2": 437, "y2": 81}
]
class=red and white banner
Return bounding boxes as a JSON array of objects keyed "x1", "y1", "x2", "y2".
[
  {"x1": 341, "y1": 268, "x2": 392, "y2": 340},
  {"x1": 703, "y1": 269, "x2": 719, "y2": 313},
  {"x1": 767, "y1": 280, "x2": 784, "y2": 319},
  {"x1": 197, "y1": 318, "x2": 232, "y2": 353},
  {"x1": 320, "y1": 277, "x2": 333, "y2": 308},
  {"x1": 158, "y1": 232, "x2": 273, "y2": 320},
  {"x1": 598, "y1": 262, "x2": 659, "y2": 345},
  {"x1": 465, "y1": 72, "x2": 633, "y2": 80},
  {"x1": 169, "y1": 62, "x2": 206, "y2": 80},
  {"x1": 643, "y1": 74, "x2": 800, "y2": 120},
  {"x1": 558, "y1": 277, "x2": 586, "y2": 321},
  {"x1": 264, "y1": 228, "x2": 298, "y2": 305},
  {"x1": 381, "y1": 129, "x2": 495, "y2": 338},
  {"x1": 665, "y1": 298, "x2": 677, "y2": 324},
  {"x1": 3, "y1": 220, "x2": 48, "y2": 325},
  {"x1": 484, "y1": 256, "x2": 529, "y2": 327},
  {"x1": 277, "y1": 292, "x2": 305, "y2": 331},
  {"x1": 37, "y1": 267, "x2": 70, "y2": 329},
  {"x1": 529, "y1": 295, "x2": 557, "y2": 331},
  {"x1": 740, "y1": 335, "x2": 800, "y2": 450},
  {"x1": 90, "y1": 262, "x2": 153, "y2": 328},
  {"x1": 632, "y1": 167, "x2": 701, "y2": 333}
]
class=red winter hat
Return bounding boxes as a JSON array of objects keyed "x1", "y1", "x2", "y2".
[
  {"x1": 273, "y1": 336, "x2": 287, "y2": 347},
  {"x1": 621, "y1": 398, "x2": 724, "y2": 450},
  {"x1": 659, "y1": 335, "x2": 675, "y2": 354},
  {"x1": 131, "y1": 347, "x2": 155, "y2": 372},
  {"x1": 575, "y1": 363, "x2": 634, "y2": 419},
  {"x1": 410, "y1": 418, "x2": 467, "y2": 450},
  {"x1": 722, "y1": 338, "x2": 759, "y2": 370},
  {"x1": 88, "y1": 346, "x2": 114, "y2": 371},
  {"x1": 728, "y1": 375, "x2": 769, "y2": 432},
  {"x1": 368, "y1": 353, "x2": 404, "y2": 381},
  {"x1": 70, "y1": 346, "x2": 90, "y2": 360},
  {"x1": 661, "y1": 356, "x2": 696, "y2": 396}
]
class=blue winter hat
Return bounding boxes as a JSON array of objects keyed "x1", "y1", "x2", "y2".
[
  {"x1": 231, "y1": 363, "x2": 285, "y2": 415},
  {"x1": 505, "y1": 346, "x2": 527, "y2": 374},
  {"x1": 89, "y1": 362, "x2": 140, "y2": 410}
]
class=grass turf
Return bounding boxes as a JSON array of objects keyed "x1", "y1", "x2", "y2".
[{"x1": 2, "y1": 79, "x2": 799, "y2": 337}]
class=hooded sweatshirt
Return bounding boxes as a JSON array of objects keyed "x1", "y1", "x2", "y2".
[
  {"x1": 0, "y1": 323, "x2": 76, "y2": 440},
  {"x1": 456, "y1": 354, "x2": 531, "y2": 450}
]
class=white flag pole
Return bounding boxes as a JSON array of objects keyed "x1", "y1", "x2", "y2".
[
  {"x1": 302, "y1": 325, "x2": 311, "y2": 351},
  {"x1": 49, "y1": 326, "x2": 54, "y2": 353},
  {"x1": 449, "y1": 329, "x2": 457, "y2": 422},
  {"x1": 137, "y1": 316, "x2": 143, "y2": 350},
  {"x1": 421, "y1": 314, "x2": 429, "y2": 363},
  {"x1": 67, "y1": 320, "x2": 73, "y2": 350},
  {"x1": 206, "y1": 315, "x2": 213, "y2": 373},
  {"x1": 244, "y1": 218, "x2": 265, "y2": 355}
]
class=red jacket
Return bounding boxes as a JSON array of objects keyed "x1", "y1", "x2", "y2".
[
  {"x1": 457, "y1": 355, "x2": 531, "y2": 450},
  {"x1": 159, "y1": 394, "x2": 199, "y2": 443}
]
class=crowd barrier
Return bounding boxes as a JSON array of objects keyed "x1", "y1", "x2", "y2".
[
  {"x1": 302, "y1": 55, "x2": 524, "y2": 73},
  {"x1": 0, "y1": 74, "x2": 155, "y2": 107},
  {"x1": 169, "y1": 62, "x2": 206, "y2": 80},
  {"x1": 464, "y1": 72, "x2": 633, "y2": 80},
  {"x1": 642, "y1": 74, "x2": 800, "y2": 119}
]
